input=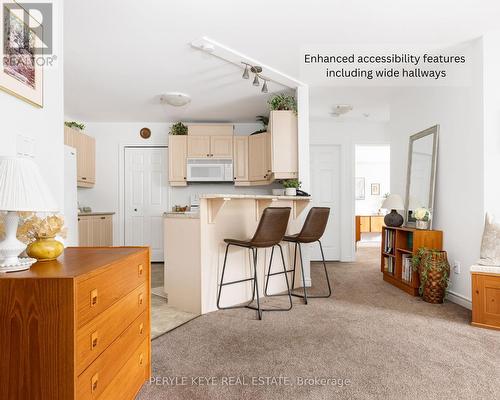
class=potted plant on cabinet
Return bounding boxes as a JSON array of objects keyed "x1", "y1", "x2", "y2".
[
  {"x1": 414, "y1": 207, "x2": 432, "y2": 229},
  {"x1": 169, "y1": 122, "x2": 188, "y2": 135},
  {"x1": 268, "y1": 94, "x2": 297, "y2": 113},
  {"x1": 412, "y1": 247, "x2": 450, "y2": 304},
  {"x1": 282, "y1": 179, "x2": 301, "y2": 196}
]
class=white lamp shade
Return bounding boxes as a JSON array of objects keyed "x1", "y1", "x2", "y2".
[
  {"x1": 381, "y1": 194, "x2": 404, "y2": 211},
  {"x1": 0, "y1": 156, "x2": 58, "y2": 212}
]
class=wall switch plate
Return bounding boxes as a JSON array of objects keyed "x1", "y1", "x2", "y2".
[
  {"x1": 453, "y1": 261, "x2": 461, "y2": 274},
  {"x1": 16, "y1": 134, "x2": 35, "y2": 157}
]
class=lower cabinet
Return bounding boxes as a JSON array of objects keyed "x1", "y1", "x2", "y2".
[
  {"x1": 472, "y1": 272, "x2": 500, "y2": 330},
  {"x1": 79, "y1": 214, "x2": 113, "y2": 246}
]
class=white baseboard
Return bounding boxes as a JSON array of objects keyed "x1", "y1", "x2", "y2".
[{"x1": 446, "y1": 290, "x2": 472, "y2": 310}]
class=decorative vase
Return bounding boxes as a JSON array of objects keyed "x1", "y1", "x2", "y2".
[
  {"x1": 27, "y1": 236, "x2": 64, "y2": 262},
  {"x1": 416, "y1": 220, "x2": 430, "y2": 230},
  {"x1": 384, "y1": 209, "x2": 403, "y2": 227},
  {"x1": 417, "y1": 250, "x2": 450, "y2": 304},
  {"x1": 285, "y1": 188, "x2": 297, "y2": 196}
]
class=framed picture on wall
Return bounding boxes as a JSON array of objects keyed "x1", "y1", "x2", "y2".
[
  {"x1": 371, "y1": 183, "x2": 380, "y2": 196},
  {"x1": 0, "y1": 1, "x2": 43, "y2": 107},
  {"x1": 355, "y1": 177, "x2": 365, "y2": 200}
]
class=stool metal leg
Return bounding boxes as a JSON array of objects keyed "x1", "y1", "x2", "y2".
[
  {"x1": 245, "y1": 248, "x2": 262, "y2": 320},
  {"x1": 290, "y1": 240, "x2": 332, "y2": 302},
  {"x1": 261, "y1": 245, "x2": 293, "y2": 311},
  {"x1": 217, "y1": 244, "x2": 259, "y2": 312}
]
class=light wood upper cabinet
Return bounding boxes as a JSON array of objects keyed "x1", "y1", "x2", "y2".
[
  {"x1": 268, "y1": 110, "x2": 298, "y2": 179},
  {"x1": 210, "y1": 136, "x2": 233, "y2": 158},
  {"x1": 187, "y1": 136, "x2": 210, "y2": 158},
  {"x1": 248, "y1": 132, "x2": 270, "y2": 182},
  {"x1": 168, "y1": 135, "x2": 187, "y2": 186},
  {"x1": 188, "y1": 124, "x2": 233, "y2": 136},
  {"x1": 187, "y1": 135, "x2": 232, "y2": 158},
  {"x1": 64, "y1": 126, "x2": 96, "y2": 187},
  {"x1": 233, "y1": 136, "x2": 248, "y2": 182}
]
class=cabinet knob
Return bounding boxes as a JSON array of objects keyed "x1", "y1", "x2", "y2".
[
  {"x1": 138, "y1": 293, "x2": 144, "y2": 306},
  {"x1": 91, "y1": 373, "x2": 99, "y2": 392},
  {"x1": 82, "y1": 177, "x2": 87, "y2": 180},
  {"x1": 100, "y1": 216, "x2": 105, "y2": 220},
  {"x1": 139, "y1": 322, "x2": 144, "y2": 334},
  {"x1": 206, "y1": 154, "x2": 210, "y2": 157},
  {"x1": 183, "y1": 177, "x2": 186, "y2": 180},
  {"x1": 139, "y1": 353, "x2": 144, "y2": 365},
  {"x1": 90, "y1": 289, "x2": 98, "y2": 307},
  {"x1": 138, "y1": 264, "x2": 143, "y2": 276},
  {"x1": 91, "y1": 331, "x2": 99, "y2": 349}
]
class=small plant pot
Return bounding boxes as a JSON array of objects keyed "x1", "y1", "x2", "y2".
[
  {"x1": 416, "y1": 220, "x2": 430, "y2": 230},
  {"x1": 285, "y1": 188, "x2": 297, "y2": 196}
]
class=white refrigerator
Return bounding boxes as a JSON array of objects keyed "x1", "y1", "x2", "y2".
[{"x1": 64, "y1": 145, "x2": 78, "y2": 246}]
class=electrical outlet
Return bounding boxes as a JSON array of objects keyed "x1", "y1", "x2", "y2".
[{"x1": 453, "y1": 261, "x2": 461, "y2": 274}]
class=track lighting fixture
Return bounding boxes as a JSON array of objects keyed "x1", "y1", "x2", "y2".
[
  {"x1": 261, "y1": 80, "x2": 268, "y2": 93},
  {"x1": 241, "y1": 62, "x2": 269, "y2": 94},
  {"x1": 242, "y1": 65, "x2": 249, "y2": 79}
]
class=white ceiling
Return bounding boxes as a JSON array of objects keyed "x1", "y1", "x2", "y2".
[{"x1": 64, "y1": 0, "x2": 500, "y2": 122}]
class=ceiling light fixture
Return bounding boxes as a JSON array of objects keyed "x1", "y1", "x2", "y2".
[
  {"x1": 160, "y1": 92, "x2": 191, "y2": 107},
  {"x1": 261, "y1": 80, "x2": 268, "y2": 93},
  {"x1": 241, "y1": 62, "x2": 269, "y2": 94},
  {"x1": 242, "y1": 65, "x2": 249, "y2": 79}
]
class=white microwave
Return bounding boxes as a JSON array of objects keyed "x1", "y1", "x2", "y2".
[{"x1": 187, "y1": 159, "x2": 233, "y2": 182}]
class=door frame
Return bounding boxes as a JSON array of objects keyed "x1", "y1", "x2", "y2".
[
  {"x1": 310, "y1": 143, "x2": 342, "y2": 261},
  {"x1": 353, "y1": 142, "x2": 391, "y2": 260},
  {"x1": 118, "y1": 144, "x2": 170, "y2": 246}
]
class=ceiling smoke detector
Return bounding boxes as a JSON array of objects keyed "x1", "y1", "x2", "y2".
[
  {"x1": 330, "y1": 104, "x2": 353, "y2": 117},
  {"x1": 160, "y1": 92, "x2": 191, "y2": 107}
]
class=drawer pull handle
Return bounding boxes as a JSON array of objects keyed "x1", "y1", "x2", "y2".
[
  {"x1": 139, "y1": 293, "x2": 144, "y2": 306},
  {"x1": 139, "y1": 353, "x2": 144, "y2": 365},
  {"x1": 139, "y1": 322, "x2": 144, "y2": 334},
  {"x1": 91, "y1": 331, "x2": 98, "y2": 349},
  {"x1": 138, "y1": 264, "x2": 143, "y2": 276},
  {"x1": 90, "y1": 289, "x2": 98, "y2": 307},
  {"x1": 91, "y1": 373, "x2": 99, "y2": 392}
]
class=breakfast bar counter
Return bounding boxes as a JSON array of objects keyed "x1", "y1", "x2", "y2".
[{"x1": 164, "y1": 194, "x2": 312, "y2": 314}]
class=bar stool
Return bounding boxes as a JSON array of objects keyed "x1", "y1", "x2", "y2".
[
  {"x1": 216, "y1": 207, "x2": 292, "y2": 320},
  {"x1": 267, "y1": 207, "x2": 331, "y2": 304}
]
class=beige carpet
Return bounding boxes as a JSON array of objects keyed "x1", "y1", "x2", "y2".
[{"x1": 138, "y1": 248, "x2": 500, "y2": 399}]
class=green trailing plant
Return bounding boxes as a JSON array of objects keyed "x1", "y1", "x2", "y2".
[
  {"x1": 282, "y1": 179, "x2": 301, "y2": 189},
  {"x1": 412, "y1": 247, "x2": 450, "y2": 296},
  {"x1": 268, "y1": 94, "x2": 297, "y2": 113},
  {"x1": 170, "y1": 122, "x2": 188, "y2": 135},
  {"x1": 64, "y1": 121, "x2": 85, "y2": 131},
  {"x1": 251, "y1": 115, "x2": 269, "y2": 135}
]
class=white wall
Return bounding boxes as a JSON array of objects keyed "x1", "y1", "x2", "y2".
[
  {"x1": 389, "y1": 39, "x2": 484, "y2": 306},
  {"x1": 77, "y1": 122, "x2": 279, "y2": 245},
  {"x1": 310, "y1": 119, "x2": 391, "y2": 261},
  {"x1": 482, "y1": 32, "x2": 500, "y2": 218},
  {"x1": 355, "y1": 145, "x2": 390, "y2": 215},
  {"x1": 0, "y1": 1, "x2": 64, "y2": 209}
]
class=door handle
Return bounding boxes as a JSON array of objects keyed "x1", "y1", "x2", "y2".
[{"x1": 134, "y1": 208, "x2": 137, "y2": 212}]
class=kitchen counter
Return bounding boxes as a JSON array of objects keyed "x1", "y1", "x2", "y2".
[
  {"x1": 164, "y1": 211, "x2": 200, "y2": 219},
  {"x1": 200, "y1": 194, "x2": 311, "y2": 201},
  {"x1": 78, "y1": 211, "x2": 115, "y2": 216},
  {"x1": 164, "y1": 194, "x2": 312, "y2": 315}
]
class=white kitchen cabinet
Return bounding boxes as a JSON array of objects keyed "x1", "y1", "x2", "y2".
[
  {"x1": 268, "y1": 110, "x2": 298, "y2": 179},
  {"x1": 248, "y1": 132, "x2": 270, "y2": 183},
  {"x1": 233, "y1": 136, "x2": 248, "y2": 182}
]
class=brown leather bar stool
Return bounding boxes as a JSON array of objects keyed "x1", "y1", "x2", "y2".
[
  {"x1": 216, "y1": 207, "x2": 292, "y2": 320},
  {"x1": 271, "y1": 207, "x2": 332, "y2": 304}
]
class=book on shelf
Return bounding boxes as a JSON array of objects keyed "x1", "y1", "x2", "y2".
[
  {"x1": 407, "y1": 232, "x2": 414, "y2": 251},
  {"x1": 383, "y1": 256, "x2": 395, "y2": 275},
  {"x1": 401, "y1": 253, "x2": 413, "y2": 283},
  {"x1": 384, "y1": 229, "x2": 395, "y2": 254}
]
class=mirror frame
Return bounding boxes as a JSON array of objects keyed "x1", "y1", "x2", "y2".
[{"x1": 404, "y1": 125, "x2": 439, "y2": 228}]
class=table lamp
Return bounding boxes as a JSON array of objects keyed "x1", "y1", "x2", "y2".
[
  {"x1": 381, "y1": 194, "x2": 404, "y2": 227},
  {"x1": 0, "y1": 156, "x2": 58, "y2": 272}
]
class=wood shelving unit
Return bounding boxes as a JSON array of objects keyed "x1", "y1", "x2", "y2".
[{"x1": 381, "y1": 226, "x2": 443, "y2": 296}]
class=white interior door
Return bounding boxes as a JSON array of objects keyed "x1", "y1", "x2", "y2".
[
  {"x1": 125, "y1": 147, "x2": 168, "y2": 262},
  {"x1": 310, "y1": 145, "x2": 341, "y2": 260}
]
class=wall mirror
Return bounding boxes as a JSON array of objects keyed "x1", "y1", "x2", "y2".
[{"x1": 404, "y1": 125, "x2": 439, "y2": 228}]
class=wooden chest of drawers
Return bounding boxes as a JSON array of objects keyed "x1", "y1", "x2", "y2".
[
  {"x1": 472, "y1": 271, "x2": 500, "y2": 331},
  {"x1": 0, "y1": 247, "x2": 151, "y2": 399}
]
